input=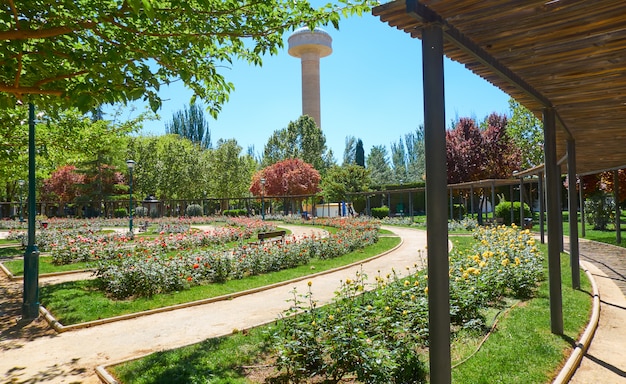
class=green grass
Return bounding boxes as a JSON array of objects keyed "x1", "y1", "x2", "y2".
[
  {"x1": 0, "y1": 239, "x2": 21, "y2": 245},
  {"x1": 2, "y1": 256, "x2": 92, "y2": 275},
  {"x1": 0, "y1": 246, "x2": 23, "y2": 260},
  {"x1": 41, "y1": 236, "x2": 400, "y2": 325},
  {"x1": 111, "y1": 327, "x2": 270, "y2": 384},
  {"x1": 109, "y1": 236, "x2": 592, "y2": 384}
]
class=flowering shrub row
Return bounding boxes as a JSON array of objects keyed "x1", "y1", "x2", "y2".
[
  {"x1": 7, "y1": 217, "x2": 276, "y2": 265},
  {"x1": 94, "y1": 219, "x2": 379, "y2": 299},
  {"x1": 269, "y1": 224, "x2": 543, "y2": 383}
]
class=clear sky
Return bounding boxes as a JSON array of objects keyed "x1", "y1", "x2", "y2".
[{"x1": 121, "y1": 8, "x2": 512, "y2": 161}]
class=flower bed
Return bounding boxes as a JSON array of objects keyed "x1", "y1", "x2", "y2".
[
  {"x1": 269, "y1": 224, "x2": 543, "y2": 383},
  {"x1": 94, "y1": 219, "x2": 379, "y2": 299}
]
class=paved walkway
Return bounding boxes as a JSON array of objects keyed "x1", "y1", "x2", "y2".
[{"x1": 568, "y1": 239, "x2": 626, "y2": 383}]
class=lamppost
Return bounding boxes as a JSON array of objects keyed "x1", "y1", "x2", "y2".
[
  {"x1": 261, "y1": 177, "x2": 266, "y2": 220},
  {"x1": 126, "y1": 160, "x2": 136, "y2": 235},
  {"x1": 18, "y1": 179, "x2": 25, "y2": 223}
]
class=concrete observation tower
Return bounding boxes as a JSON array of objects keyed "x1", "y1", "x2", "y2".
[{"x1": 288, "y1": 27, "x2": 332, "y2": 128}]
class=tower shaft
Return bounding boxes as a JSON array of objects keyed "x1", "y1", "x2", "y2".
[{"x1": 300, "y1": 52, "x2": 322, "y2": 127}]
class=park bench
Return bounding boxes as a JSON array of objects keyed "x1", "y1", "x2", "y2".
[
  {"x1": 257, "y1": 230, "x2": 286, "y2": 243},
  {"x1": 484, "y1": 217, "x2": 504, "y2": 226},
  {"x1": 138, "y1": 221, "x2": 149, "y2": 233}
]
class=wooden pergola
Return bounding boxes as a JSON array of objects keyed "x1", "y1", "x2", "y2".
[{"x1": 372, "y1": 1, "x2": 626, "y2": 382}]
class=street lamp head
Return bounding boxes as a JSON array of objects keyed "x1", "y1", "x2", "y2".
[
  {"x1": 260, "y1": 178, "x2": 266, "y2": 185},
  {"x1": 126, "y1": 159, "x2": 136, "y2": 171},
  {"x1": 18, "y1": 179, "x2": 25, "y2": 187}
]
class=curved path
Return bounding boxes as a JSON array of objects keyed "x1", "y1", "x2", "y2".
[{"x1": 0, "y1": 225, "x2": 427, "y2": 383}]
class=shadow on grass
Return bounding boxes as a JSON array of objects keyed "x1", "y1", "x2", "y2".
[
  {"x1": 0, "y1": 246, "x2": 23, "y2": 260},
  {"x1": 40, "y1": 280, "x2": 102, "y2": 325}
]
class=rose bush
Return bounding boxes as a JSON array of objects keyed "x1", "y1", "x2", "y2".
[{"x1": 270, "y1": 224, "x2": 543, "y2": 383}]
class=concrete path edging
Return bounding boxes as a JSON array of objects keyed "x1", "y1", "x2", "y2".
[{"x1": 552, "y1": 261, "x2": 601, "y2": 383}]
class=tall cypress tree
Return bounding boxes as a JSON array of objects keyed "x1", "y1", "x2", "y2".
[{"x1": 355, "y1": 139, "x2": 365, "y2": 167}]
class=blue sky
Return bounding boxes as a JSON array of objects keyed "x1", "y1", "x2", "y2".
[{"x1": 121, "y1": 9, "x2": 511, "y2": 161}]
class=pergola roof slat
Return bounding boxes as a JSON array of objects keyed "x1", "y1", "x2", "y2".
[{"x1": 374, "y1": 0, "x2": 626, "y2": 175}]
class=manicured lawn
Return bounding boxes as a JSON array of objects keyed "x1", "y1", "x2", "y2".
[
  {"x1": 2, "y1": 256, "x2": 92, "y2": 275},
  {"x1": 41, "y1": 236, "x2": 400, "y2": 325}
]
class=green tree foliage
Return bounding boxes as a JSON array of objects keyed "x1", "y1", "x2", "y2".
[
  {"x1": 207, "y1": 139, "x2": 256, "y2": 208},
  {"x1": 262, "y1": 115, "x2": 332, "y2": 172},
  {"x1": 1, "y1": 0, "x2": 376, "y2": 113},
  {"x1": 405, "y1": 126, "x2": 425, "y2": 181},
  {"x1": 576, "y1": 170, "x2": 626, "y2": 230},
  {"x1": 366, "y1": 145, "x2": 393, "y2": 186},
  {"x1": 165, "y1": 103, "x2": 212, "y2": 149},
  {"x1": 343, "y1": 135, "x2": 357, "y2": 165},
  {"x1": 126, "y1": 134, "x2": 207, "y2": 200},
  {"x1": 321, "y1": 164, "x2": 370, "y2": 203},
  {"x1": 0, "y1": 106, "x2": 28, "y2": 201},
  {"x1": 355, "y1": 139, "x2": 365, "y2": 167},
  {"x1": 507, "y1": 98, "x2": 544, "y2": 169},
  {"x1": 390, "y1": 137, "x2": 408, "y2": 183}
]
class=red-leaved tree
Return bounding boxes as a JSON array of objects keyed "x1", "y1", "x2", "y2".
[
  {"x1": 250, "y1": 158, "x2": 321, "y2": 196},
  {"x1": 446, "y1": 114, "x2": 521, "y2": 184},
  {"x1": 250, "y1": 158, "x2": 321, "y2": 214},
  {"x1": 41, "y1": 165, "x2": 85, "y2": 216},
  {"x1": 577, "y1": 170, "x2": 626, "y2": 201}
]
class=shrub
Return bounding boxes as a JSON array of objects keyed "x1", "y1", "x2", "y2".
[
  {"x1": 449, "y1": 203, "x2": 466, "y2": 219},
  {"x1": 585, "y1": 193, "x2": 614, "y2": 230},
  {"x1": 223, "y1": 209, "x2": 247, "y2": 217},
  {"x1": 371, "y1": 206, "x2": 389, "y2": 219},
  {"x1": 113, "y1": 208, "x2": 128, "y2": 218},
  {"x1": 495, "y1": 200, "x2": 531, "y2": 225},
  {"x1": 185, "y1": 204, "x2": 203, "y2": 217},
  {"x1": 134, "y1": 206, "x2": 148, "y2": 217}
]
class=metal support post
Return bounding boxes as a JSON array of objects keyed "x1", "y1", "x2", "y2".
[
  {"x1": 615, "y1": 170, "x2": 621, "y2": 244},
  {"x1": 22, "y1": 103, "x2": 40, "y2": 320},
  {"x1": 543, "y1": 107, "x2": 564, "y2": 334},
  {"x1": 539, "y1": 172, "x2": 545, "y2": 244},
  {"x1": 422, "y1": 23, "x2": 451, "y2": 384},
  {"x1": 579, "y1": 181, "x2": 585, "y2": 238},
  {"x1": 567, "y1": 139, "x2": 580, "y2": 289}
]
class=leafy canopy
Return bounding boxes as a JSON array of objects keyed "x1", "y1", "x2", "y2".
[{"x1": 1, "y1": 0, "x2": 376, "y2": 113}]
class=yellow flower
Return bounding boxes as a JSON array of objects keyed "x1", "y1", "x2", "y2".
[
  {"x1": 307, "y1": 281, "x2": 312, "y2": 287},
  {"x1": 462, "y1": 272, "x2": 469, "y2": 279},
  {"x1": 345, "y1": 278, "x2": 352, "y2": 285},
  {"x1": 328, "y1": 315, "x2": 334, "y2": 321},
  {"x1": 385, "y1": 306, "x2": 391, "y2": 312},
  {"x1": 515, "y1": 257, "x2": 521, "y2": 265},
  {"x1": 424, "y1": 287, "x2": 429, "y2": 294},
  {"x1": 501, "y1": 258, "x2": 509, "y2": 266},
  {"x1": 414, "y1": 280, "x2": 420, "y2": 286},
  {"x1": 404, "y1": 280, "x2": 410, "y2": 287},
  {"x1": 402, "y1": 310, "x2": 408, "y2": 316}
]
